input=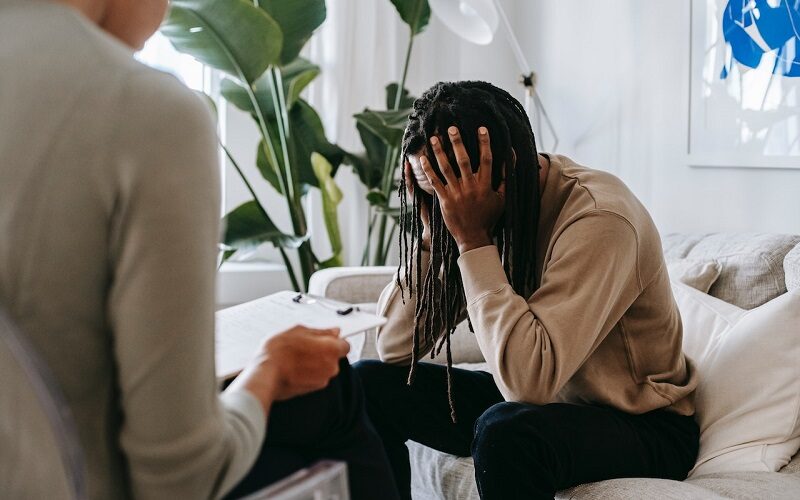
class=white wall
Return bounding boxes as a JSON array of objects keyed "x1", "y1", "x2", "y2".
[{"x1": 515, "y1": 0, "x2": 800, "y2": 235}]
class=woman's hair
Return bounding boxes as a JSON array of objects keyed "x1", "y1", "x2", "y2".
[{"x1": 396, "y1": 81, "x2": 541, "y2": 421}]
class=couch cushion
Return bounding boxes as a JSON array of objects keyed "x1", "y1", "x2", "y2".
[
  {"x1": 663, "y1": 233, "x2": 800, "y2": 309},
  {"x1": 409, "y1": 442, "x2": 725, "y2": 500},
  {"x1": 687, "y1": 471, "x2": 800, "y2": 500},
  {"x1": 560, "y1": 478, "x2": 723, "y2": 499},
  {"x1": 409, "y1": 441, "x2": 478, "y2": 500},
  {"x1": 666, "y1": 259, "x2": 721, "y2": 293},
  {"x1": 785, "y1": 244, "x2": 800, "y2": 292},
  {"x1": 672, "y1": 283, "x2": 800, "y2": 476}
]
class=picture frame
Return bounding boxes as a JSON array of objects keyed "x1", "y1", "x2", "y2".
[{"x1": 688, "y1": 0, "x2": 800, "y2": 169}]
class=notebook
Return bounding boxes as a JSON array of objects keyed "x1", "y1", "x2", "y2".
[{"x1": 215, "y1": 291, "x2": 386, "y2": 380}]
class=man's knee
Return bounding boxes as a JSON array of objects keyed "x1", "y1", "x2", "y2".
[
  {"x1": 352, "y1": 359, "x2": 409, "y2": 396},
  {"x1": 474, "y1": 402, "x2": 522, "y2": 455},
  {"x1": 472, "y1": 402, "x2": 555, "y2": 461}
]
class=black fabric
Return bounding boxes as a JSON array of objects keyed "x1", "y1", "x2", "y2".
[
  {"x1": 225, "y1": 359, "x2": 399, "y2": 500},
  {"x1": 354, "y1": 360, "x2": 699, "y2": 500}
]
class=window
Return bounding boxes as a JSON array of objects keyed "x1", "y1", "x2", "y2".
[{"x1": 136, "y1": 32, "x2": 209, "y2": 92}]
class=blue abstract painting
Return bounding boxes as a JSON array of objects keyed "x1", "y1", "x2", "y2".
[
  {"x1": 721, "y1": 0, "x2": 800, "y2": 79},
  {"x1": 689, "y1": 0, "x2": 800, "y2": 167}
]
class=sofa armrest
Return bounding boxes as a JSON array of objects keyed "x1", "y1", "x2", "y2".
[
  {"x1": 308, "y1": 266, "x2": 395, "y2": 304},
  {"x1": 310, "y1": 266, "x2": 486, "y2": 365}
]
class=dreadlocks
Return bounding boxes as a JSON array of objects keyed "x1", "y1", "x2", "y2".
[{"x1": 396, "y1": 81, "x2": 541, "y2": 423}]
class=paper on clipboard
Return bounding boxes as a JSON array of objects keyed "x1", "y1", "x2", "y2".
[{"x1": 215, "y1": 291, "x2": 386, "y2": 380}]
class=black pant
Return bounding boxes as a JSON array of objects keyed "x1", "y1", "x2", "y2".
[
  {"x1": 225, "y1": 360, "x2": 399, "y2": 500},
  {"x1": 354, "y1": 360, "x2": 699, "y2": 500}
]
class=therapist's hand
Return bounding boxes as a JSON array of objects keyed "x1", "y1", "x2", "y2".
[{"x1": 229, "y1": 326, "x2": 350, "y2": 414}]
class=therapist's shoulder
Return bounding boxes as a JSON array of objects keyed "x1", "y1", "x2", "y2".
[{"x1": 117, "y1": 63, "x2": 217, "y2": 143}]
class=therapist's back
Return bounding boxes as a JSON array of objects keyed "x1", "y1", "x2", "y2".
[{"x1": 0, "y1": 1, "x2": 270, "y2": 498}]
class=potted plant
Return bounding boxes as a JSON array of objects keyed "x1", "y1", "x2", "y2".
[{"x1": 162, "y1": 0, "x2": 347, "y2": 291}]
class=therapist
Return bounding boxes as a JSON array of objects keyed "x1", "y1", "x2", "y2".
[{"x1": 0, "y1": 1, "x2": 397, "y2": 499}]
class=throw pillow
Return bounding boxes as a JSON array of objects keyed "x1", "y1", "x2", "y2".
[
  {"x1": 672, "y1": 282, "x2": 800, "y2": 477},
  {"x1": 667, "y1": 259, "x2": 721, "y2": 293}
]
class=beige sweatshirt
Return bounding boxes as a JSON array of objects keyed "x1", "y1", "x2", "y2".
[
  {"x1": 0, "y1": 2, "x2": 264, "y2": 499},
  {"x1": 377, "y1": 154, "x2": 697, "y2": 416}
]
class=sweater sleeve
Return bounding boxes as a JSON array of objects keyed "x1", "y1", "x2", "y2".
[
  {"x1": 106, "y1": 70, "x2": 264, "y2": 500},
  {"x1": 457, "y1": 211, "x2": 642, "y2": 404}
]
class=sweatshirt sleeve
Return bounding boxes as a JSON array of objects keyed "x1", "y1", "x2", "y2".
[
  {"x1": 106, "y1": 70, "x2": 264, "y2": 500},
  {"x1": 457, "y1": 211, "x2": 642, "y2": 404},
  {"x1": 375, "y1": 249, "x2": 467, "y2": 364}
]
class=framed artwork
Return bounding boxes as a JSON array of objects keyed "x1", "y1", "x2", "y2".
[{"x1": 689, "y1": 0, "x2": 800, "y2": 169}]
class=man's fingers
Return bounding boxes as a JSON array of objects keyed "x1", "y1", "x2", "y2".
[
  {"x1": 448, "y1": 126, "x2": 474, "y2": 182},
  {"x1": 429, "y1": 136, "x2": 458, "y2": 187},
  {"x1": 419, "y1": 154, "x2": 447, "y2": 199},
  {"x1": 478, "y1": 126, "x2": 493, "y2": 185}
]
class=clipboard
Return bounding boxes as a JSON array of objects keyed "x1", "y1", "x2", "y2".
[{"x1": 215, "y1": 291, "x2": 386, "y2": 380}]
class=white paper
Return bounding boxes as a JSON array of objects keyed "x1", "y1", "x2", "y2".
[{"x1": 215, "y1": 291, "x2": 386, "y2": 380}]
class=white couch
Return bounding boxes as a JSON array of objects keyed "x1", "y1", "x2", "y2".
[{"x1": 310, "y1": 233, "x2": 800, "y2": 499}]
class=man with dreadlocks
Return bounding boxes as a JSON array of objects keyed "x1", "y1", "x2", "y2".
[{"x1": 353, "y1": 81, "x2": 699, "y2": 500}]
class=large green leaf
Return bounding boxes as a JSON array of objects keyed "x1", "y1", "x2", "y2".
[
  {"x1": 220, "y1": 58, "x2": 320, "y2": 117},
  {"x1": 366, "y1": 191, "x2": 389, "y2": 207},
  {"x1": 354, "y1": 108, "x2": 411, "y2": 146},
  {"x1": 254, "y1": 99, "x2": 346, "y2": 192},
  {"x1": 389, "y1": 0, "x2": 431, "y2": 35},
  {"x1": 386, "y1": 83, "x2": 415, "y2": 109},
  {"x1": 258, "y1": 0, "x2": 326, "y2": 65},
  {"x1": 343, "y1": 122, "x2": 386, "y2": 190},
  {"x1": 282, "y1": 58, "x2": 321, "y2": 109},
  {"x1": 311, "y1": 153, "x2": 344, "y2": 268},
  {"x1": 255, "y1": 138, "x2": 283, "y2": 194},
  {"x1": 223, "y1": 200, "x2": 308, "y2": 250},
  {"x1": 161, "y1": 0, "x2": 282, "y2": 84},
  {"x1": 291, "y1": 100, "x2": 346, "y2": 181}
]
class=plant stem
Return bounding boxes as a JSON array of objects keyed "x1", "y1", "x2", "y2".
[
  {"x1": 382, "y1": 220, "x2": 398, "y2": 263},
  {"x1": 371, "y1": 31, "x2": 415, "y2": 265},
  {"x1": 222, "y1": 145, "x2": 301, "y2": 291},
  {"x1": 362, "y1": 211, "x2": 376, "y2": 266},
  {"x1": 266, "y1": 67, "x2": 314, "y2": 288},
  {"x1": 277, "y1": 247, "x2": 301, "y2": 292},
  {"x1": 393, "y1": 32, "x2": 414, "y2": 110},
  {"x1": 372, "y1": 214, "x2": 388, "y2": 264}
]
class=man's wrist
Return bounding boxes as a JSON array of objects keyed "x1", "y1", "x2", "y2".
[{"x1": 456, "y1": 232, "x2": 493, "y2": 254}]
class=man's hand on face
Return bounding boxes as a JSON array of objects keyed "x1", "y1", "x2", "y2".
[
  {"x1": 229, "y1": 326, "x2": 350, "y2": 414},
  {"x1": 419, "y1": 126, "x2": 506, "y2": 255}
]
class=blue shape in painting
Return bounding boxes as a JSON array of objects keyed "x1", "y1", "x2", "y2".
[{"x1": 721, "y1": 0, "x2": 800, "y2": 78}]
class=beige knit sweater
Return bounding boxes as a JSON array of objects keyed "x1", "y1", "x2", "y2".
[
  {"x1": 0, "y1": 2, "x2": 264, "y2": 499},
  {"x1": 377, "y1": 154, "x2": 697, "y2": 416}
]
